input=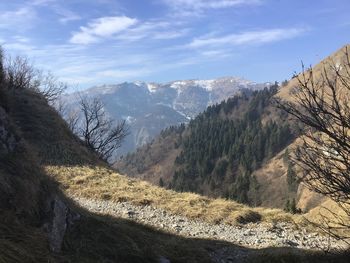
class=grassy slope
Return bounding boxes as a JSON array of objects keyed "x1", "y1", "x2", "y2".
[
  {"x1": 47, "y1": 165, "x2": 294, "y2": 225},
  {"x1": 251, "y1": 144, "x2": 326, "y2": 211}
]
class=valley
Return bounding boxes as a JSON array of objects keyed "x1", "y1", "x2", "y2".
[{"x1": 0, "y1": 0, "x2": 350, "y2": 260}]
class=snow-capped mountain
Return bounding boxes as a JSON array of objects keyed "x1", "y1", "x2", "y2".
[{"x1": 65, "y1": 77, "x2": 271, "y2": 157}]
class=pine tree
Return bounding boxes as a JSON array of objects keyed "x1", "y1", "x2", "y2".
[
  {"x1": 159, "y1": 177, "x2": 164, "y2": 187},
  {"x1": 284, "y1": 199, "x2": 291, "y2": 212},
  {"x1": 287, "y1": 163, "x2": 298, "y2": 192}
]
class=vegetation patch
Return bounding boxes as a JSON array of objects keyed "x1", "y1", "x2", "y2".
[{"x1": 235, "y1": 210, "x2": 262, "y2": 224}]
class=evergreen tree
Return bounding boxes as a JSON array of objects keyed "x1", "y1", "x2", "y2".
[
  {"x1": 287, "y1": 163, "x2": 298, "y2": 192},
  {"x1": 159, "y1": 177, "x2": 164, "y2": 187}
]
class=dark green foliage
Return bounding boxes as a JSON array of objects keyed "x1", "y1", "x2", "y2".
[
  {"x1": 287, "y1": 163, "x2": 298, "y2": 192},
  {"x1": 213, "y1": 158, "x2": 228, "y2": 177},
  {"x1": 283, "y1": 149, "x2": 299, "y2": 193},
  {"x1": 171, "y1": 87, "x2": 295, "y2": 204},
  {"x1": 249, "y1": 175, "x2": 261, "y2": 206},
  {"x1": 283, "y1": 148, "x2": 290, "y2": 165},
  {"x1": 159, "y1": 177, "x2": 164, "y2": 187}
]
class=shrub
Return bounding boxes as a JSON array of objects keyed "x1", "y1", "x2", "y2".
[{"x1": 235, "y1": 210, "x2": 262, "y2": 224}]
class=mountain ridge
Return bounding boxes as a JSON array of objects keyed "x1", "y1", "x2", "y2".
[{"x1": 65, "y1": 76, "x2": 271, "y2": 157}]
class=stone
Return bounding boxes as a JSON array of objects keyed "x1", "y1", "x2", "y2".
[
  {"x1": 48, "y1": 197, "x2": 68, "y2": 253},
  {"x1": 284, "y1": 240, "x2": 299, "y2": 247}
]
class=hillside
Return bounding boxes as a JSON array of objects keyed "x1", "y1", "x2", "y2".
[
  {"x1": 116, "y1": 45, "x2": 350, "y2": 214},
  {"x1": 277, "y1": 44, "x2": 350, "y2": 102},
  {"x1": 117, "y1": 86, "x2": 299, "y2": 207},
  {"x1": 0, "y1": 86, "x2": 231, "y2": 262},
  {"x1": 65, "y1": 77, "x2": 271, "y2": 157}
]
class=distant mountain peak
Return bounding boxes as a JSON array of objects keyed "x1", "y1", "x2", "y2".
[{"x1": 66, "y1": 76, "x2": 271, "y2": 156}]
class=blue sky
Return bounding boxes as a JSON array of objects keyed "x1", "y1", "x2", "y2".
[{"x1": 0, "y1": 0, "x2": 349, "y2": 90}]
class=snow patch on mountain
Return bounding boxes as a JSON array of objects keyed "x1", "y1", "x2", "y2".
[{"x1": 65, "y1": 76, "x2": 271, "y2": 157}]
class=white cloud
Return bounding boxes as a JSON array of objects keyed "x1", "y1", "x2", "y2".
[
  {"x1": 0, "y1": 7, "x2": 37, "y2": 29},
  {"x1": 153, "y1": 28, "x2": 190, "y2": 40},
  {"x1": 3, "y1": 42, "x2": 35, "y2": 52},
  {"x1": 71, "y1": 18, "x2": 188, "y2": 44},
  {"x1": 54, "y1": 6, "x2": 81, "y2": 24},
  {"x1": 188, "y1": 28, "x2": 306, "y2": 48},
  {"x1": 13, "y1": 36, "x2": 31, "y2": 43},
  {"x1": 70, "y1": 16, "x2": 138, "y2": 44},
  {"x1": 166, "y1": 0, "x2": 260, "y2": 9},
  {"x1": 97, "y1": 68, "x2": 152, "y2": 79},
  {"x1": 163, "y1": 0, "x2": 262, "y2": 15},
  {"x1": 116, "y1": 21, "x2": 189, "y2": 41},
  {"x1": 30, "y1": 0, "x2": 56, "y2": 6}
]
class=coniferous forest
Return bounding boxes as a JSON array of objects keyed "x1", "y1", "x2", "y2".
[
  {"x1": 120, "y1": 85, "x2": 297, "y2": 205},
  {"x1": 171, "y1": 86, "x2": 294, "y2": 204}
]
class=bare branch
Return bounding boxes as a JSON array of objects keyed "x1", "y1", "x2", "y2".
[
  {"x1": 74, "y1": 96, "x2": 129, "y2": 162},
  {"x1": 276, "y1": 47, "x2": 350, "y2": 243}
]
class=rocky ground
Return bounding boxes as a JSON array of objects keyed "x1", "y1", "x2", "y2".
[{"x1": 71, "y1": 196, "x2": 346, "y2": 253}]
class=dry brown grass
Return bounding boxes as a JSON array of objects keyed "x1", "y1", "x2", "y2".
[{"x1": 46, "y1": 165, "x2": 297, "y2": 226}]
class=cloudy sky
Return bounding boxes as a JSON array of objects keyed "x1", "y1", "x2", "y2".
[{"x1": 0, "y1": 0, "x2": 349, "y2": 90}]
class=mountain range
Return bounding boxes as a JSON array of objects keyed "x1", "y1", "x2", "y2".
[{"x1": 66, "y1": 77, "x2": 271, "y2": 157}]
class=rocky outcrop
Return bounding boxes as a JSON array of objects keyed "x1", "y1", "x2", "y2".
[
  {"x1": 43, "y1": 196, "x2": 80, "y2": 253},
  {"x1": 48, "y1": 197, "x2": 68, "y2": 253}
]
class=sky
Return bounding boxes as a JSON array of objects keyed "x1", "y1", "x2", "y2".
[{"x1": 0, "y1": 0, "x2": 349, "y2": 90}]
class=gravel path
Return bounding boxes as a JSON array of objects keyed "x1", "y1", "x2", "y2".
[{"x1": 71, "y1": 196, "x2": 347, "y2": 252}]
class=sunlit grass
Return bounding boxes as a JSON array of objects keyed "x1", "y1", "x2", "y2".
[{"x1": 46, "y1": 165, "x2": 297, "y2": 225}]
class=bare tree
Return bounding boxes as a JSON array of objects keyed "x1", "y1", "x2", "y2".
[
  {"x1": 77, "y1": 96, "x2": 128, "y2": 162},
  {"x1": 65, "y1": 107, "x2": 80, "y2": 134},
  {"x1": 276, "y1": 46, "x2": 350, "y2": 244},
  {"x1": 3, "y1": 51, "x2": 66, "y2": 104},
  {"x1": 5, "y1": 55, "x2": 39, "y2": 90},
  {"x1": 38, "y1": 71, "x2": 67, "y2": 103}
]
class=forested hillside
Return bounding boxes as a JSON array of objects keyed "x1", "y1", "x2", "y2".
[{"x1": 117, "y1": 85, "x2": 298, "y2": 206}]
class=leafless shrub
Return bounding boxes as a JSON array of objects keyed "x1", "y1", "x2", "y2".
[
  {"x1": 5, "y1": 55, "x2": 39, "y2": 90},
  {"x1": 2, "y1": 48, "x2": 66, "y2": 104},
  {"x1": 276, "y1": 46, "x2": 350, "y2": 245},
  {"x1": 73, "y1": 96, "x2": 129, "y2": 162},
  {"x1": 38, "y1": 71, "x2": 67, "y2": 103}
]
